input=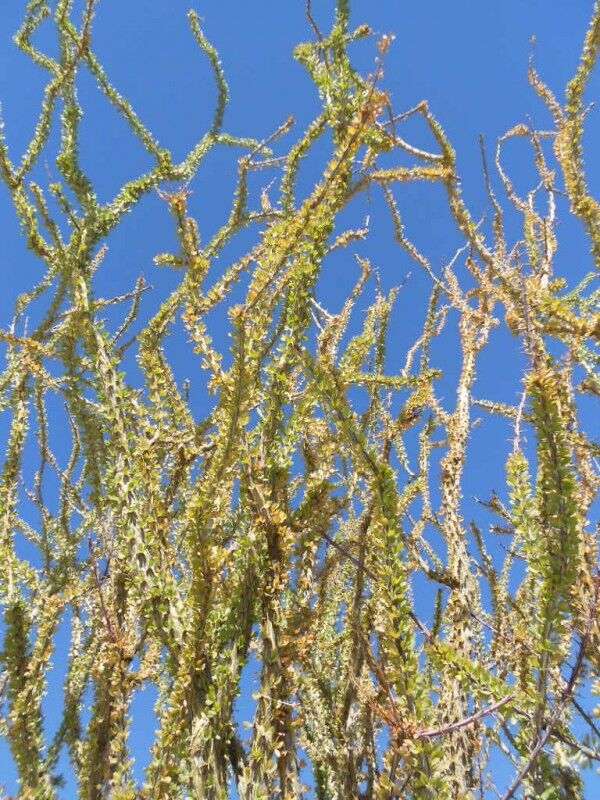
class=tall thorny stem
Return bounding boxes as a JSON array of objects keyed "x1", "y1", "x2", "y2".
[{"x1": 0, "y1": 1, "x2": 599, "y2": 798}]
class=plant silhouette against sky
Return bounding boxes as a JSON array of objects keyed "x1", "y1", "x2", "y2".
[{"x1": 0, "y1": 1, "x2": 599, "y2": 798}]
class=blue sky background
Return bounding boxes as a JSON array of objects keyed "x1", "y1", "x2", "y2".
[{"x1": 0, "y1": 1, "x2": 599, "y2": 796}]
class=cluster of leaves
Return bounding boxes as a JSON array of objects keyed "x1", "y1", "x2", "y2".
[{"x1": 0, "y1": 0, "x2": 598, "y2": 798}]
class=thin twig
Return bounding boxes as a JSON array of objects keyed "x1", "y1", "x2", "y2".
[{"x1": 416, "y1": 695, "x2": 513, "y2": 740}]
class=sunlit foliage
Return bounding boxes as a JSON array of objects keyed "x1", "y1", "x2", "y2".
[{"x1": 0, "y1": 1, "x2": 599, "y2": 798}]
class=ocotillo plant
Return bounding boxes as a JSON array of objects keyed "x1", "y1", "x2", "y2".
[{"x1": 0, "y1": 0, "x2": 599, "y2": 798}]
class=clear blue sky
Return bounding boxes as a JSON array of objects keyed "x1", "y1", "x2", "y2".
[{"x1": 0, "y1": 1, "x2": 599, "y2": 796}]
